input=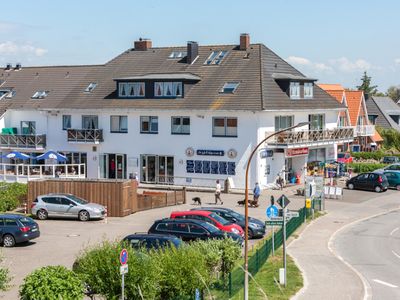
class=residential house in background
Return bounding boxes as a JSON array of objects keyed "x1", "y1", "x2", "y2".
[
  {"x1": 366, "y1": 96, "x2": 400, "y2": 131},
  {"x1": 0, "y1": 34, "x2": 353, "y2": 188}
]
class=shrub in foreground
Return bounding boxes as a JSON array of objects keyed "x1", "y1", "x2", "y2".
[
  {"x1": 19, "y1": 265, "x2": 84, "y2": 300},
  {"x1": 348, "y1": 162, "x2": 387, "y2": 173}
]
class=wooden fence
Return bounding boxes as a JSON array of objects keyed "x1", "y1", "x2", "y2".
[
  {"x1": 27, "y1": 179, "x2": 137, "y2": 217},
  {"x1": 137, "y1": 189, "x2": 186, "y2": 211}
]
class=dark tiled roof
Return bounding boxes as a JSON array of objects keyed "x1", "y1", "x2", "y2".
[
  {"x1": 0, "y1": 43, "x2": 344, "y2": 112},
  {"x1": 366, "y1": 96, "x2": 400, "y2": 130}
]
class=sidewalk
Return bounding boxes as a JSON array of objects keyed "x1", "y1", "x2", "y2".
[{"x1": 288, "y1": 190, "x2": 400, "y2": 300}]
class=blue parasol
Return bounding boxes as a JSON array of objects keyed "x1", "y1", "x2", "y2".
[
  {"x1": 2, "y1": 151, "x2": 31, "y2": 160},
  {"x1": 36, "y1": 150, "x2": 67, "y2": 162}
]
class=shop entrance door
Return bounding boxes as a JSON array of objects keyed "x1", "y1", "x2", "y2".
[
  {"x1": 285, "y1": 158, "x2": 293, "y2": 183},
  {"x1": 141, "y1": 155, "x2": 174, "y2": 184},
  {"x1": 99, "y1": 153, "x2": 126, "y2": 179}
]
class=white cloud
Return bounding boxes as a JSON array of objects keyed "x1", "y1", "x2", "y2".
[
  {"x1": 286, "y1": 56, "x2": 311, "y2": 66},
  {"x1": 329, "y1": 57, "x2": 371, "y2": 72},
  {"x1": 395, "y1": 58, "x2": 400, "y2": 65},
  {"x1": 0, "y1": 41, "x2": 48, "y2": 57},
  {"x1": 0, "y1": 22, "x2": 17, "y2": 33}
]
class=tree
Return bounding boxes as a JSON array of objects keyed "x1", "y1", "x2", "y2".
[
  {"x1": 357, "y1": 71, "x2": 378, "y2": 95},
  {"x1": 387, "y1": 85, "x2": 400, "y2": 102}
]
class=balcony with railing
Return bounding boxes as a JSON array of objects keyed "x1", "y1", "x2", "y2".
[
  {"x1": 355, "y1": 125, "x2": 375, "y2": 136},
  {"x1": 0, "y1": 134, "x2": 46, "y2": 150},
  {"x1": 265, "y1": 127, "x2": 354, "y2": 147},
  {"x1": 67, "y1": 129, "x2": 103, "y2": 144}
]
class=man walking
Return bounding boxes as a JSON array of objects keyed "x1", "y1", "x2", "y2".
[
  {"x1": 252, "y1": 182, "x2": 261, "y2": 206},
  {"x1": 215, "y1": 180, "x2": 223, "y2": 205}
]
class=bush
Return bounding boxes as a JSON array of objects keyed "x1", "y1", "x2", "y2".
[
  {"x1": 0, "y1": 182, "x2": 27, "y2": 212},
  {"x1": 348, "y1": 163, "x2": 387, "y2": 173},
  {"x1": 0, "y1": 255, "x2": 10, "y2": 291},
  {"x1": 351, "y1": 151, "x2": 385, "y2": 161},
  {"x1": 379, "y1": 128, "x2": 400, "y2": 151},
  {"x1": 73, "y1": 240, "x2": 160, "y2": 300},
  {"x1": 20, "y1": 265, "x2": 84, "y2": 300}
]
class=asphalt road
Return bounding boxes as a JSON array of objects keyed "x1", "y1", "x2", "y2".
[{"x1": 334, "y1": 209, "x2": 400, "y2": 299}]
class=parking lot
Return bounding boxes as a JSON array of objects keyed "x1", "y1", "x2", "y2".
[{"x1": 1, "y1": 185, "x2": 396, "y2": 298}]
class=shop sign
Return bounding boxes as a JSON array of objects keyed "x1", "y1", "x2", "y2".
[
  {"x1": 260, "y1": 150, "x2": 273, "y2": 158},
  {"x1": 287, "y1": 148, "x2": 309, "y2": 157},
  {"x1": 196, "y1": 149, "x2": 225, "y2": 156},
  {"x1": 186, "y1": 160, "x2": 235, "y2": 175}
]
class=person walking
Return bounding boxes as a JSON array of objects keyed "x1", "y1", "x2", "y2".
[
  {"x1": 252, "y1": 182, "x2": 261, "y2": 207},
  {"x1": 215, "y1": 180, "x2": 223, "y2": 205}
]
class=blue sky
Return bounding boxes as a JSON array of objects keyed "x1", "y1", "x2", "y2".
[{"x1": 1, "y1": 0, "x2": 399, "y2": 91}]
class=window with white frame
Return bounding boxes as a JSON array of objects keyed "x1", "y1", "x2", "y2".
[
  {"x1": 21, "y1": 121, "x2": 36, "y2": 134},
  {"x1": 140, "y1": 116, "x2": 158, "y2": 134},
  {"x1": 304, "y1": 82, "x2": 313, "y2": 98},
  {"x1": 118, "y1": 82, "x2": 145, "y2": 98},
  {"x1": 274, "y1": 115, "x2": 294, "y2": 131},
  {"x1": 110, "y1": 116, "x2": 128, "y2": 133},
  {"x1": 0, "y1": 89, "x2": 15, "y2": 100},
  {"x1": 204, "y1": 51, "x2": 228, "y2": 65},
  {"x1": 168, "y1": 51, "x2": 187, "y2": 59},
  {"x1": 62, "y1": 115, "x2": 71, "y2": 130},
  {"x1": 82, "y1": 115, "x2": 98, "y2": 129},
  {"x1": 171, "y1": 116, "x2": 190, "y2": 134},
  {"x1": 31, "y1": 90, "x2": 48, "y2": 99},
  {"x1": 220, "y1": 82, "x2": 240, "y2": 94},
  {"x1": 309, "y1": 114, "x2": 325, "y2": 130},
  {"x1": 289, "y1": 82, "x2": 300, "y2": 99},
  {"x1": 85, "y1": 82, "x2": 97, "y2": 93},
  {"x1": 212, "y1": 117, "x2": 237, "y2": 137},
  {"x1": 338, "y1": 116, "x2": 346, "y2": 127},
  {"x1": 154, "y1": 82, "x2": 182, "y2": 97}
]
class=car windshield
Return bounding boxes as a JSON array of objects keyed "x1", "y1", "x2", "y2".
[
  {"x1": 67, "y1": 195, "x2": 88, "y2": 205},
  {"x1": 228, "y1": 211, "x2": 244, "y2": 221},
  {"x1": 201, "y1": 222, "x2": 220, "y2": 233},
  {"x1": 19, "y1": 217, "x2": 36, "y2": 226},
  {"x1": 210, "y1": 212, "x2": 230, "y2": 225}
]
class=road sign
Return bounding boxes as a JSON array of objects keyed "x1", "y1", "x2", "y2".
[
  {"x1": 277, "y1": 195, "x2": 290, "y2": 208},
  {"x1": 120, "y1": 264, "x2": 128, "y2": 275},
  {"x1": 265, "y1": 220, "x2": 283, "y2": 226},
  {"x1": 266, "y1": 205, "x2": 279, "y2": 219},
  {"x1": 120, "y1": 249, "x2": 128, "y2": 265},
  {"x1": 286, "y1": 211, "x2": 299, "y2": 218}
]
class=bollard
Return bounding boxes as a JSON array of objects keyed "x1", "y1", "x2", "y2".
[
  {"x1": 23, "y1": 202, "x2": 27, "y2": 215},
  {"x1": 104, "y1": 206, "x2": 108, "y2": 224}
]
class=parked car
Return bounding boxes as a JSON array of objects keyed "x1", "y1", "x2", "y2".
[
  {"x1": 148, "y1": 218, "x2": 243, "y2": 244},
  {"x1": 190, "y1": 207, "x2": 265, "y2": 238},
  {"x1": 375, "y1": 163, "x2": 400, "y2": 174},
  {"x1": 382, "y1": 156, "x2": 400, "y2": 164},
  {"x1": 346, "y1": 173, "x2": 388, "y2": 192},
  {"x1": 383, "y1": 171, "x2": 400, "y2": 190},
  {"x1": 337, "y1": 153, "x2": 353, "y2": 164},
  {"x1": 0, "y1": 214, "x2": 40, "y2": 247},
  {"x1": 122, "y1": 233, "x2": 182, "y2": 250},
  {"x1": 31, "y1": 193, "x2": 106, "y2": 221},
  {"x1": 170, "y1": 210, "x2": 244, "y2": 237}
]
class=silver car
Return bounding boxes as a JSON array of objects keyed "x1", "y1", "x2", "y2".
[{"x1": 31, "y1": 194, "x2": 105, "y2": 221}]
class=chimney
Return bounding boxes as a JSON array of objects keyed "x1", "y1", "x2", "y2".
[
  {"x1": 5, "y1": 63, "x2": 12, "y2": 71},
  {"x1": 240, "y1": 33, "x2": 250, "y2": 51},
  {"x1": 14, "y1": 63, "x2": 21, "y2": 71},
  {"x1": 187, "y1": 41, "x2": 198, "y2": 64},
  {"x1": 134, "y1": 38, "x2": 152, "y2": 51}
]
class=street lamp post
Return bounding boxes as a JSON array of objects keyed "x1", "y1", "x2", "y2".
[{"x1": 243, "y1": 122, "x2": 309, "y2": 300}]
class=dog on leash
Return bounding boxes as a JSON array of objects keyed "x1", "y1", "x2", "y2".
[
  {"x1": 237, "y1": 199, "x2": 247, "y2": 206},
  {"x1": 192, "y1": 197, "x2": 202, "y2": 205}
]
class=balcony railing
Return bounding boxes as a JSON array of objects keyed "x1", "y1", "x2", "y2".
[
  {"x1": 355, "y1": 125, "x2": 375, "y2": 136},
  {"x1": 265, "y1": 127, "x2": 354, "y2": 146},
  {"x1": 0, "y1": 134, "x2": 46, "y2": 149},
  {"x1": 67, "y1": 129, "x2": 103, "y2": 144}
]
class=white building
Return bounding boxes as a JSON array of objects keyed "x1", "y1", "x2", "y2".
[{"x1": 0, "y1": 34, "x2": 353, "y2": 189}]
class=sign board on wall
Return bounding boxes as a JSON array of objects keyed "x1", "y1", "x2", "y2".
[
  {"x1": 186, "y1": 160, "x2": 236, "y2": 175},
  {"x1": 260, "y1": 150, "x2": 274, "y2": 158},
  {"x1": 196, "y1": 150, "x2": 224, "y2": 156},
  {"x1": 287, "y1": 148, "x2": 309, "y2": 157}
]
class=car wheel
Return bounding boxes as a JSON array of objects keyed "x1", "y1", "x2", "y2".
[
  {"x1": 3, "y1": 234, "x2": 15, "y2": 247},
  {"x1": 37, "y1": 209, "x2": 48, "y2": 220},
  {"x1": 78, "y1": 210, "x2": 90, "y2": 221},
  {"x1": 375, "y1": 186, "x2": 382, "y2": 193},
  {"x1": 396, "y1": 185, "x2": 400, "y2": 191},
  {"x1": 348, "y1": 183, "x2": 354, "y2": 190}
]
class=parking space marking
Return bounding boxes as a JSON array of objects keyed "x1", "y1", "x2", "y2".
[
  {"x1": 373, "y1": 279, "x2": 398, "y2": 288},
  {"x1": 392, "y1": 250, "x2": 400, "y2": 260},
  {"x1": 390, "y1": 227, "x2": 399, "y2": 236}
]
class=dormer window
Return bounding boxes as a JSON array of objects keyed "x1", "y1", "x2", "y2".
[
  {"x1": 85, "y1": 82, "x2": 97, "y2": 93},
  {"x1": 154, "y1": 82, "x2": 182, "y2": 98},
  {"x1": 204, "y1": 50, "x2": 227, "y2": 65},
  {"x1": 168, "y1": 51, "x2": 187, "y2": 59},
  {"x1": 289, "y1": 82, "x2": 300, "y2": 99},
  {"x1": 304, "y1": 82, "x2": 313, "y2": 99},
  {"x1": 31, "y1": 90, "x2": 48, "y2": 99},
  {"x1": 118, "y1": 82, "x2": 145, "y2": 98},
  {"x1": 220, "y1": 82, "x2": 240, "y2": 94}
]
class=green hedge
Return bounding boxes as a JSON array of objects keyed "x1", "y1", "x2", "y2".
[
  {"x1": 20, "y1": 266, "x2": 84, "y2": 300},
  {"x1": 0, "y1": 255, "x2": 10, "y2": 292},
  {"x1": 350, "y1": 151, "x2": 386, "y2": 161},
  {"x1": 73, "y1": 238, "x2": 241, "y2": 300},
  {"x1": 348, "y1": 163, "x2": 387, "y2": 173},
  {"x1": 0, "y1": 182, "x2": 27, "y2": 212}
]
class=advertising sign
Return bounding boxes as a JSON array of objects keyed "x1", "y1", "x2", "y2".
[{"x1": 287, "y1": 148, "x2": 309, "y2": 157}]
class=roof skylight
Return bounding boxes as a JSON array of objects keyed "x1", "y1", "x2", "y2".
[
  {"x1": 204, "y1": 50, "x2": 228, "y2": 65},
  {"x1": 220, "y1": 82, "x2": 240, "y2": 94},
  {"x1": 85, "y1": 82, "x2": 97, "y2": 93},
  {"x1": 31, "y1": 90, "x2": 48, "y2": 99},
  {"x1": 168, "y1": 51, "x2": 187, "y2": 59}
]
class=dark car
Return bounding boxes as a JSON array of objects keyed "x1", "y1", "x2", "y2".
[
  {"x1": 191, "y1": 207, "x2": 265, "y2": 238},
  {"x1": 148, "y1": 218, "x2": 243, "y2": 245},
  {"x1": 382, "y1": 156, "x2": 400, "y2": 164},
  {"x1": 0, "y1": 214, "x2": 40, "y2": 247},
  {"x1": 346, "y1": 173, "x2": 389, "y2": 193},
  {"x1": 383, "y1": 171, "x2": 400, "y2": 190},
  {"x1": 122, "y1": 233, "x2": 182, "y2": 250}
]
